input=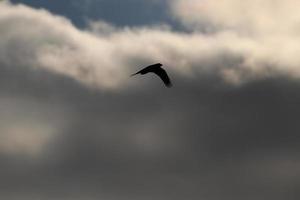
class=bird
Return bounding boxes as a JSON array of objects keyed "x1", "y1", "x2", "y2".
[{"x1": 131, "y1": 63, "x2": 172, "y2": 87}]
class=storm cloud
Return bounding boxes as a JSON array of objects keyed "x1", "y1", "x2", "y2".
[{"x1": 0, "y1": 1, "x2": 300, "y2": 200}]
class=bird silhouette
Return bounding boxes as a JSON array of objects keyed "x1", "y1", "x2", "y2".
[{"x1": 131, "y1": 63, "x2": 172, "y2": 87}]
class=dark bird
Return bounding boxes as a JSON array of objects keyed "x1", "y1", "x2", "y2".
[{"x1": 131, "y1": 63, "x2": 172, "y2": 87}]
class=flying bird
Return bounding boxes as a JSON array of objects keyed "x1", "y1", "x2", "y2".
[{"x1": 131, "y1": 63, "x2": 172, "y2": 87}]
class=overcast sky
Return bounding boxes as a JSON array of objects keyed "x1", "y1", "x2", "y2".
[{"x1": 1, "y1": 0, "x2": 300, "y2": 199}]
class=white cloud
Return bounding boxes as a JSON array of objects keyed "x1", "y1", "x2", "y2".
[
  {"x1": 0, "y1": 2, "x2": 129, "y2": 89},
  {"x1": 1, "y1": 0, "x2": 300, "y2": 90},
  {"x1": 172, "y1": 0, "x2": 300, "y2": 34},
  {"x1": 171, "y1": 0, "x2": 300, "y2": 81}
]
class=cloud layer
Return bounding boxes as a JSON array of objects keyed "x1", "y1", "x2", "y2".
[
  {"x1": 2, "y1": 0, "x2": 300, "y2": 91},
  {"x1": 1, "y1": 1, "x2": 300, "y2": 200}
]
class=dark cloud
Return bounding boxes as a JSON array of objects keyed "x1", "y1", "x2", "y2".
[{"x1": 0, "y1": 60, "x2": 300, "y2": 199}]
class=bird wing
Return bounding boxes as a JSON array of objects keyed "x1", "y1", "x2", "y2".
[{"x1": 153, "y1": 68, "x2": 172, "y2": 87}]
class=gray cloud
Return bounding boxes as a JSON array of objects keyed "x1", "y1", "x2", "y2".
[
  {"x1": 0, "y1": 53, "x2": 300, "y2": 200},
  {"x1": 0, "y1": 1, "x2": 300, "y2": 200}
]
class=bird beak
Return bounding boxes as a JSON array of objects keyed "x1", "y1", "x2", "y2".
[{"x1": 130, "y1": 72, "x2": 139, "y2": 77}]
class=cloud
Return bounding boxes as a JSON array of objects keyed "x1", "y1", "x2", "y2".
[
  {"x1": 2, "y1": 0, "x2": 300, "y2": 91},
  {"x1": 1, "y1": 69, "x2": 300, "y2": 200},
  {"x1": 171, "y1": 0, "x2": 300, "y2": 80},
  {"x1": 0, "y1": 96, "x2": 68, "y2": 158},
  {"x1": 0, "y1": 1, "x2": 128, "y2": 89},
  {"x1": 0, "y1": 2, "x2": 300, "y2": 199},
  {"x1": 172, "y1": 0, "x2": 300, "y2": 34}
]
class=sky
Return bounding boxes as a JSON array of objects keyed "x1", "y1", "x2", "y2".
[{"x1": 1, "y1": 0, "x2": 300, "y2": 199}]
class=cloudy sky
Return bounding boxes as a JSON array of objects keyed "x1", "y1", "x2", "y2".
[{"x1": 1, "y1": 0, "x2": 300, "y2": 199}]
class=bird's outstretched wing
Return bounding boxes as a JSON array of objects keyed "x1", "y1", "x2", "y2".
[{"x1": 153, "y1": 68, "x2": 172, "y2": 87}]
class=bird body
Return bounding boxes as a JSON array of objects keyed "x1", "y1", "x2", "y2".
[{"x1": 131, "y1": 63, "x2": 172, "y2": 87}]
